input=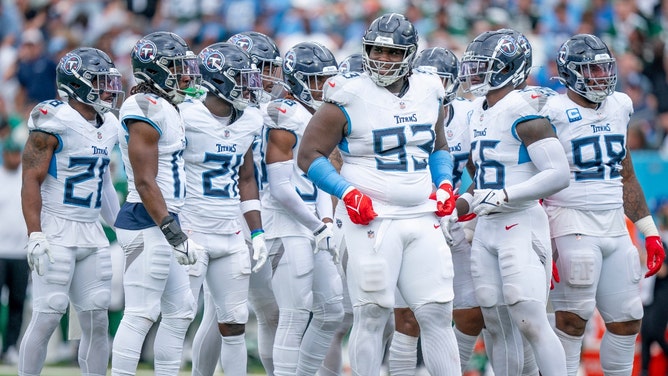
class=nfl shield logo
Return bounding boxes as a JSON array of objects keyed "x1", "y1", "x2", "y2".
[
  {"x1": 224, "y1": 129, "x2": 231, "y2": 138},
  {"x1": 97, "y1": 132, "x2": 102, "y2": 140},
  {"x1": 336, "y1": 219, "x2": 342, "y2": 229},
  {"x1": 399, "y1": 101, "x2": 406, "y2": 109},
  {"x1": 367, "y1": 230, "x2": 375, "y2": 239}
]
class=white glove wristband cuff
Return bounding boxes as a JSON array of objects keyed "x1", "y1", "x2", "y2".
[
  {"x1": 240, "y1": 199, "x2": 262, "y2": 214},
  {"x1": 635, "y1": 215, "x2": 659, "y2": 237}
]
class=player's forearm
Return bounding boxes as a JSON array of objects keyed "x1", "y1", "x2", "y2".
[
  {"x1": 21, "y1": 179, "x2": 43, "y2": 234},
  {"x1": 622, "y1": 177, "x2": 650, "y2": 222},
  {"x1": 135, "y1": 179, "x2": 170, "y2": 225},
  {"x1": 267, "y1": 161, "x2": 322, "y2": 231}
]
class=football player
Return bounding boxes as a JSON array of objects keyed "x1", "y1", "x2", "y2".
[
  {"x1": 455, "y1": 30, "x2": 570, "y2": 375},
  {"x1": 544, "y1": 34, "x2": 666, "y2": 376},
  {"x1": 298, "y1": 13, "x2": 460, "y2": 375},
  {"x1": 263, "y1": 41, "x2": 344, "y2": 375},
  {"x1": 111, "y1": 31, "x2": 202, "y2": 376},
  {"x1": 19, "y1": 47, "x2": 123, "y2": 376}
]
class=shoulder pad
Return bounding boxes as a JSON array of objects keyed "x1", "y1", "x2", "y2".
[
  {"x1": 121, "y1": 93, "x2": 166, "y2": 125},
  {"x1": 28, "y1": 100, "x2": 70, "y2": 134},
  {"x1": 515, "y1": 87, "x2": 551, "y2": 113},
  {"x1": 265, "y1": 99, "x2": 303, "y2": 131},
  {"x1": 324, "y1": 73, "x2": 365, "y2": 106}
]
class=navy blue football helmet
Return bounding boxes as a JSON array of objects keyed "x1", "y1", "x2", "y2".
[
  {"x1": 198, "y1": 42, "x2": 262, "y2": 111},
  {"x1": 556, "y1": 34, "x2": 616, "y2": 103},
  {"x1": 459, "y1": 30, "x2": 526, "y2": 96},
  {"x1": 228, "y1": 31, "x2": 283, "y2": 101},
  {"x1": 282, "y1": 41, "x2": 338, "y2": 110},
  {"x1": 131, "y1": 31, "x2": 201, "y2": 104},
  {"x1": 497, "y1": 28, "x2": 532, "y2": 81},
  {"x1": 362, "y1": 13, "x2": 418, "y2": 86},
  {"x1": 338, "y1": 53, "x2": 364, "y2": 74},
  {"x1": 413, "y1": 47, "x2": 459, "y2": 105},
  {"x1": 57, "y1": 47, "x2": 123, "y2": 115}
]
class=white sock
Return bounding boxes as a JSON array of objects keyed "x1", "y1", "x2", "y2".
[
  {"x1": 349, "y1": 304, "x2": 392, "y2": 376},
  {"x1": 600, "y1": 331, "x2": 637, "y2": 376},
  {"x1": 389, "y1": 331, "x2": 418, "y2": 375},
  {"x1": 454, "y1": 326, "x2": 478, "y2": 371},
  {"x1": 554, "y1": 327, "x2": 583, "y2": 376},
  {"x1": 413, "y1": 302, "x2": 461, "y2": 375},
  {"x1": 190, "y1": 308, "x2": 221, "y2": 376},
  {"x1": 77, "y1": 310, "x2": 110, "y2": 376},
  {"x1": 521, "y1": 337, "x2": 539, "y2": 376},
  {"x1": 111, "y1": 315, "x2": 153, "y2": 376},
  {"x1": 220, "y1": 334, "x2": 247, "y2": 376},
  {"x1": 153, "y1": 317, "x2": 190, "y2": 374},
  {"x1": 273, "y1": 309, "x2": 310, "y2": 376}
]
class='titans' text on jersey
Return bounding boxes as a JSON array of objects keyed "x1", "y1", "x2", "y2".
[
  {"x1": 324, "y1": 71, "x2": 445, "y2": 217},
  {"x1": 28, "y1": 99, "x2": 119, "y2": 246}
]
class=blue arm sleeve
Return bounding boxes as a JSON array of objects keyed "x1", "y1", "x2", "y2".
[
  {"x1": 428, "y1": 150, "x2": 454, "y2": 187},
  {"x1": 306, "y1": 156, "x2": 351, "y2": 199}
]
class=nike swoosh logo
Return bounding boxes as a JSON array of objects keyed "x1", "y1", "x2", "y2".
[
  {"x1": 530, "y1": 94, "x2": 540, "y2": 99},
  {"x1": 40, "y1": 108, "x2": 48, "y2": 115},
  {"x1": 147, "y1": 97, "x2": 157, "y2": 104},
  {"x1": 235, "y1": 230, "x2": 241, "y2": 235},
  {"x1": 433, "y1": 224, "x2": 440, "y2": 229},
  {"x1": 505, "y1": 223, "x2": 518, "y2": 230},
  {"x1": 328, "y1": 81, "x2": 336, "y2": 87},
  {"x1": 278, "y1": 107, "x2": 287, "y2": 114}
]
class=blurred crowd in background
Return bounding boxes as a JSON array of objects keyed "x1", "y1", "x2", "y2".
[{"x1": 2, "y1": 0, "x2": 668, "y2": 153}]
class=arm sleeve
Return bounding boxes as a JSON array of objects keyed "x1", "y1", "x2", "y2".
[
  {"x1": 315, "y1": 188, "x2": 333, "y2": 220},
  {"x1": 266, "y1": 160, "x2": 323, "y2": 232},
  {"x1": 100, "y1": 168, "x2": 120, "y2": 228},
  {"x1": 505, "y1": 137, "x2": 570, "y2": 202},
  {"x1": 306, "y1": 156, "x2": 351, "y2": 199}
]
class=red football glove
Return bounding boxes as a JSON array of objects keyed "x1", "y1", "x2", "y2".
[
  {"x1": 343, "y1": 188, "x2": 377, "y2": 225},
  {"x1": 435, "y1": 182, "x2": 455, "y2": 217},
  {"x1": 645, "y1": 236, "x2": 666, "y2": 278},
  {"x1": 550, "y1": 260, "x2": 560, "y2": 290}
]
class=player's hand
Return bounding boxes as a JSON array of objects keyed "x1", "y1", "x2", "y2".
[
  {"x1": 251, "y1": 232, "x2": 268, "y2": 273},
  {"x1": 314, "y1": 222, "x2": 339, "y2": 263},
  {"x1": 27, "y1": 232, "x2": 55, "y2": 276},
  {"x1": 471, "y1": 189, "x2": 508, "y2": 216},
  {"x1": 343, "y1": 188, "x2": 377, "y2": 225},
  {"x1": 435, "y1": 182, "x2": 456, "y2": 217},
  {"x1": 440, "y1": 208, "x2": 457, "y2": 246},
  {"x1": 160, "y1": 216, "x2": 198, "y2": 265},
  {"x1": 551, "y1": 260, "x2": 560, "y2": 290},
  {"x1": 645, "y1": 236, "x2": 666, "y2": 277}
]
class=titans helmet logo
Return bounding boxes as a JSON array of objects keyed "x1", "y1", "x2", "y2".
[
  {"x1": 134, "y1": 40, "x2": 157, "y2": 63},
  {"x1": 284, "y1": 51, "x2": 296, "y2": 73},
  {"x1": 199, "y1": 48, "x2": 225, "y2": 72},
  {"x1": 497, "y1": 36, "x2": 517, "y2": 56},
  {"x1": 60, "y1": 53, "x2": 81, "y2": 75},
  {"x1": 229, "y1": 34, "x2": 254, "y2": 53}
]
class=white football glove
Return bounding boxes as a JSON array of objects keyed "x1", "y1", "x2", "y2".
[
  {"x1": 471, "y1": 189, "x2": 508, "y2": 216},
  {"x1": 172, "y1": 238, "x2": 201, "y2": 265},
  {"x1": 440, "y1": 208, "x2": 458, "y2": 246},
  {"x1": 27, "y1": 232, "x2": 55, "y2": 276},
  {"x1": 313, "y1": 222, "x2": 339, "y2": 263},
  {"x1": 251, "y1": 233, "x2": 269, "y2": 273}
]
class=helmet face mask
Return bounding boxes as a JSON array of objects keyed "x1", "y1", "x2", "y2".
[
  {"x1": 131, "y1": 32, "x2": 201, "y2": 104},
  {"x1": 282, "y1": 42, "x2": 338, "y2": 110},
  {"x1": 459, "y1": 31, "x2": 526, "y2": 97},
  {"x1": 57, "y1": 48, "x2": 124, "y2": 115},
  {"x1": 198, "y1": 42, "x2": 262, "y2": 111},
  {"x1": 362, "y1": 13, "x2": 418, "y2": 87},
  {"x1": 412, "y1": 47, "x2": 459, "y2": 104},
  {"x1": 228, "y1": 32, "x2": 283, "y2": 102},
  {"x1": 556, "y1": 34, "x2": 616, "y2": 103}
]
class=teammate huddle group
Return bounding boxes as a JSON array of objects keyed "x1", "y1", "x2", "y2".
[{"x1": 16, "y1": 10, "x2": 667, "y2": 376}]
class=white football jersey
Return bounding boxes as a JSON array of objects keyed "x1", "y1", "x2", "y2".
[
  {"x1": 118, "y1": 93, "x2": 186, "y2": 213},
  {"x1": 325, "y1": 72, "x2": 445, "y2": 218},
  {"x1": 28, "y1": 100, "x2": 119, "y2": 222},
  {"x1": 468, "y1": 87, "x2": 553, "y2": 212},
  {"x1": 179, "y1": 99, "x2": 263, "y2": 232},
  {"x1": 445, "y1": 97, "x2": 476, "y2": 189},
  {"x1": 261, "y1": 98, "x2": 320, "y2": 214},
  {"x1": 542, "y1": 92, "x2": 631, "y2": 210}
]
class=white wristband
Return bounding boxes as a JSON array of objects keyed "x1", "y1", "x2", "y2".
[
  {"x1": 635, "y1": 215, "x2": 659, "y2": 237},
  {"x1": 240, "y1": 199, "x2": 262, "y2": 214}
]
